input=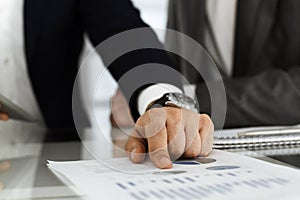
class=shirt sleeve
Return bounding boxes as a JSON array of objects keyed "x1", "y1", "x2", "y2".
[{"x1": 137, "y1": 83, "x2": 183, "y2": 115}]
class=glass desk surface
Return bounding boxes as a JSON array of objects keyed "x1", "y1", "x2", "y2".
[{"x1": 0, "y1": 129, "x2": 299, "y2": 200}]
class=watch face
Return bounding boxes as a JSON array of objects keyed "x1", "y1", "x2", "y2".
[
  {"x1": 168, "y1": 93, "x2": 195, "y2": 105},
  {"x1": 166, "y1": 93, "x2": 198, "y2": 112}
]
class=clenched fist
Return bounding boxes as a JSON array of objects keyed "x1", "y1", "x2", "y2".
[{"x1": 125, "y1": 107, "x2": 214, "y2": 169}]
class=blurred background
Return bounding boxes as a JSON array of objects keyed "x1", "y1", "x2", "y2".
[
  {"x1": 78, "y1": 0, "x2": 169, "y2": 158},
  {"x1": 79, "y1": 0, "x2": 169, "y2": 141}
]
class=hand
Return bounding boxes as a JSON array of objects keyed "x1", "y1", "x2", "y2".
[
  {"x1": 0, "y1": 103, "x2": 9, "y2": 121},
  {"x1": 125, "y1": 107, "x2": 214, "y2": 169}
]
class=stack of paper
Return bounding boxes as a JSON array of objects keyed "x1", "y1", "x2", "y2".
[{"x1": 48, "y1": 150, "x2": 300, "y2": 200}]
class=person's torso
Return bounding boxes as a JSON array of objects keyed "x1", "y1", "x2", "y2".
[{"x1": 167, "y1": 0, "x2": 300, "y2": 81}]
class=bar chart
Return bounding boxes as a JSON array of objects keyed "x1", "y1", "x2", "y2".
[
  {"x1": 48, "y1": 150, "x2": 300, "y2": 200},
  {"x1": 115, "y1": 169, "x2": 290, "y2": 200}
]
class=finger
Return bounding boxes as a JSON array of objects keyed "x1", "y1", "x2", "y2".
[
  {"x1": 143, "y1": 108, "x2": 167, "y2": 138},
  {"x1": 182, "y1": 111, "x2": 201, "y2": 158},
  {"x1": 166, "y1": 118, "x2": 185, "y2": 161},
  {"x1": 198, "y1": 114, "x2": 214, "y2": 156},
  {"x1": 0, "y1": 113, "x2": 9, "y2": 121},
  {"x1": 125, "y1": 130, "x2": 146, "y2": 163},
  {"x1": 147, "y1": 127, "x2": 172, "y2": 169}
]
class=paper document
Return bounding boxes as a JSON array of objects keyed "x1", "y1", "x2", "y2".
[{"x1": 48, "y1": 150, "x2": 300, "y2": 200}]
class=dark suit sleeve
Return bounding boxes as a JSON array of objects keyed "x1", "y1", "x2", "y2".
[
  {"x1": 78, "y1": 0, "x2": 147, "y2": 49},
  {"x1": 197, "y1": 67, "x2": 300, "y2": 128},
  {"x1": 78, "y1": 0, "x2": 182, "y2": 120}
]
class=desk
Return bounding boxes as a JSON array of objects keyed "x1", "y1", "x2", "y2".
[{"x1": 0, "y1": 129, "x2": 299, "y2": 200}]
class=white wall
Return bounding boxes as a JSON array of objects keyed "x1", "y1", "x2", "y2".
[{"x1": 131, "y1": 0, "x2": 169, "y2": 41}]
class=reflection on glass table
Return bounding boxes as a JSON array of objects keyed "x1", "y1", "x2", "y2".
[
  {"x1": 0, "y1": 128, "x2": 299, "y2": 200},
  {"x1": 0, "y1": 139, "x2": 85, "y2": 200}
]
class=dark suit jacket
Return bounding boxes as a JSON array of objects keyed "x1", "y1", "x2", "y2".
[
  {"x1": 167, "y1": 0, "x2": 300, "y2": 128},
  {"x1": 24, "y1": 0, "x2": 180, "y2": 130}
]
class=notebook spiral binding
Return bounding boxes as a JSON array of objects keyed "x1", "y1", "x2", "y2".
[{"x1": 213, "y1": 134, "x2": 300, "y2": 150}]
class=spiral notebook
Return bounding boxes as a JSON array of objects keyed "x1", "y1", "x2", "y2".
[{"x1": 213, "y1": 125, "x2": 300, "y2": 150}]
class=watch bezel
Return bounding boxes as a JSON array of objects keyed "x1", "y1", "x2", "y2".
[{"x1": 146, "y1": 92, "x2": 199, "y2": 113}]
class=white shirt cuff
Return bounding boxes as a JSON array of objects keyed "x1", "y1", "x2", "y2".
[
  {"x1": 183, "y1": 84, "x2": 196, "y2": 100},
  {"x1": 137, "y1": 83, "x2": 183, "y2": 115}
]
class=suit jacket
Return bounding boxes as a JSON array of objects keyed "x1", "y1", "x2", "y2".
[
  {"x1": 167, "y1": 0, "x2": 300, "y2": 128},
  {"x1": 24, "y1": 0, "x2": 180, "y2": 131}
]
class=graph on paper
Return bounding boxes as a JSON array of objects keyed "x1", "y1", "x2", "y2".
[
  {"x1": 48, "y1": 150, "x2": 300, "y2": 200},
  {"x1": 115, "y1": 168, "x2": 290, "y2": 200}
]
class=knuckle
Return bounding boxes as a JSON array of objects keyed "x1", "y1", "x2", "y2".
[
  {"x1": 168, "y1": 144, "x2": 185, "y2": 159},
  {"x1": 136, "y1": 114, "x2": 150, "y2": 126},
  {"x1": 199, "y1": 114, "x2": 215, "y2": 132},
  {"x1": 200, "y1": 114, "x2": 212, "y2": 124},
  {"x1": 199, "y1": 148, "x2": 212, "y2": 157},
  {"x1": 136, "y1": 117, "x2": 144, "y2": 125},
  {"x1": 184, "y1": 148, "x2": 200, "y2": 158},
  {"x1": 199, "y1": 141, "x2": 213, "y2": 156}
]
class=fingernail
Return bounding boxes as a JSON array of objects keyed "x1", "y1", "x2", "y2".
[{"x1": 159, "y1": 156, "x2": 171, "y2": 168}]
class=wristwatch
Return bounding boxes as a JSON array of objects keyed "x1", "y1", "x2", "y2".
[{"x1": 146, "y1": 93, "x2": 199, "y2": 113}]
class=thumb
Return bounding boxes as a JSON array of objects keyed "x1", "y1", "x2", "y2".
[{"x1": 125, "y1": 133, "x2": 146, "y2": 163}]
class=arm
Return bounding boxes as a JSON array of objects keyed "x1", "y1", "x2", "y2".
[
  {"x1": 196, "y1": 67, "x2": 300, "y2": 128},
  {"x1": 78, "y1": 0, "x2": 214, "y2": 168},
  {"x1": 79, "y1": 0, "x2": 182, "y2": 118}
]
